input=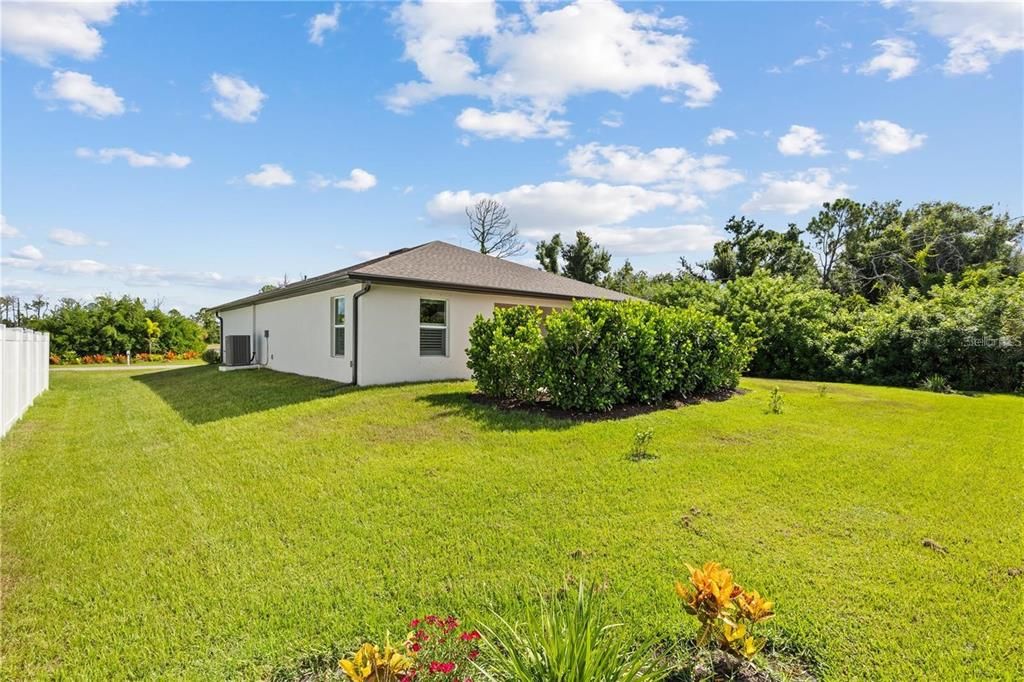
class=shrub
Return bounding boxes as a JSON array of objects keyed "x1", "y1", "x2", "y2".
[
  {"x1": 721, "y1": 270, "x2": 842, "y2": 381},
  {"x1": 837, "y1": 275, "x2": 1024, "y2": 392},
  {"x1": 182, "y1": 350, "x2": 198, "y2": 360},
  {"x1": 60, "y1": 350, "x2": 78, "y2": 364},
  {"x1": 675, "y1": 308, "x2": 749, "y2": 395},
  {"x1": 201, "y1": 348, "x2": 221, "y2": 364},
  {"x1": 479, "y1": 582, "x2": 670, "y2": 682},
  {"x1": 767, "y1": 387, "x2": 783, "y2": 414},
  {"x1": 543, "y1": 301, "x2": 628, "y2": 411},
  {"x1": 467, "y1": 306, "x2": 545, "y2": 401},
  {"x1": 49, "y1": 354, "x2": 61, "y2": 365},
  {"x1": 165, "y1": 350, "x2": 178, "y2": 361},
  {"x1": 468, "y1": 300, "x2": 748, "y2": 412},
  {"x1": 113, "y1": 354, "x2": 128, "y2": 364},
  {"x1": 628, "y1": 428, "x2": 656, "y2": 461},
  {"x1": 676, "y1": 562, "x2": 775, "y2": 661}
]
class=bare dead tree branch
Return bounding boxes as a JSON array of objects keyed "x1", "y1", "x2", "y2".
[{"x1": 465, "y1": 198, "x2": 525, "y2": 258}]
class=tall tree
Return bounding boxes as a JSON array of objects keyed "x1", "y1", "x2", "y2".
[
  {"x1": 806, "y1": 198, "x2": 864, "y2": 289},
  {"x1": 27, "y1": 295, "x2": 48, "y2": 318},
  {"x1": 0, "y1": 296, "x2": 16, "y2": 324},
  {"x1": 191, "y1": 308, "x2": 220, "y2": 344},
  {"x1": 535, "y1": 231, "x2": 611, "y2": 283},
  {"x1": 841, "y1": 201, "x2": 1024, "y2": 299},
  {"x1": 561, "y1": 231, "x2": 612, "y2": 284},
  {"x1": 535, "y1": 233, "x2": 563, "y2": 274},
  {"x1": 701, "y1": 216, "x2": 817, "y2": 281},
  {"x1": 465, "y1": 198, "x2": 524, "y2": 258}
]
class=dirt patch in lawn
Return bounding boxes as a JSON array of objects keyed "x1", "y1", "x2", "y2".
[{"x1": 467, "y1": 388, "x2": 744, "y2": 422}]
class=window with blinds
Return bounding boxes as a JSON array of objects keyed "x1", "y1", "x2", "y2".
[{"x1": 419, "y1": 299, "x2": 447, "y2": 356}]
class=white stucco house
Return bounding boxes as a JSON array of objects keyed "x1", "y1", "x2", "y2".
[{"x1": 211, "y1": 241, "x2": 627, "y2": 386}]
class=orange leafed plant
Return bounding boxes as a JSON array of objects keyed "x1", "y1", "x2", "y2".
[{"x1": 676, "y1": 562, "x2": 775, "y2": 660}]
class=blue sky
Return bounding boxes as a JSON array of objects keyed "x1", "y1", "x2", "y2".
[{"x1": 2, "y1": 1, "x2": 1022, "y2": 313}]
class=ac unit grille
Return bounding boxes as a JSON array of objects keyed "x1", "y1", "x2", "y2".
[
  {"x1": 419, "y1": 328, "x2": 446, "y2": 356},
  {"x1": 224, "y1": 335, "x2": 251, "y2": 366}
]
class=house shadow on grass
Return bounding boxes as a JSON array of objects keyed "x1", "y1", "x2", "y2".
[
  {"x1": 132, "y1": 365, "x2": 355, "y2": 425},
  {"x1": 414, "y1": 391, "x2": 578, "y2": 432}
]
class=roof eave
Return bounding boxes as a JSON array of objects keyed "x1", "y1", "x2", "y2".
[
  {"x1": 211, "y1": 274, "x2": 353, "y2": 313},
  {"x1": 348, "y1": 272, "x2": 626, "y2": 302}
]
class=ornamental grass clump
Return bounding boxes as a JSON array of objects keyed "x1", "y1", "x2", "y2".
[
  {"x1": 675, "y1": 562, "x2": 775, "y2": 662},
  {"x1": 477, "y1": 582, "x2": 669, "y2": 682}
]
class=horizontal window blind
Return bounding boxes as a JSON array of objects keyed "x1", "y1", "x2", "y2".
[{"x1": 419, "y1": 327, "x2": 446, "y2": 356}]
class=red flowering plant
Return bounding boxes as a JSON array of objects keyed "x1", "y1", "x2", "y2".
[
  {"x1": 340, "y1": 615, "x2": 483, "y2": 682},
  {"x1": 403, "y1": 615, "x2": 482, "y2": 681}
]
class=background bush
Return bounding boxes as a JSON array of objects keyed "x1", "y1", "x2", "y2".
[
  {"x1": 468, "y1": 300, "x2": 748, "y2": 411},
  {"x1": 16, "y1": 295, "x2": 209, "y2": 358}
]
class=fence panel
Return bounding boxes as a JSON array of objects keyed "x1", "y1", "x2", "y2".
[{"x1": 1, "y1": 326, "x2": 50, "y2": 437}]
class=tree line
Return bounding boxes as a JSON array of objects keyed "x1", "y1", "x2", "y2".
[
  {"x1": 465, "y1": 197, "x2": 1024, "y2": 392},
  {"x1": 2, "y1": 295, "x2": 220, "y2": 360}
]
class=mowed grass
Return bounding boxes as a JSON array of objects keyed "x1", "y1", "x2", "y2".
[{"x1": 2, "y1": 367, "x2": 1022, "y2": 680}]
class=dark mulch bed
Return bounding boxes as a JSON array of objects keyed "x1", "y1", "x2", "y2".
[{"x1": 467, "y1": 387, "x2": 745, "y2": 422}]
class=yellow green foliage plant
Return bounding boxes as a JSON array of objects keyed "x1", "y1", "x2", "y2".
[{"x1": 675, "y1": 562, "x2": 775, "y2": 661}]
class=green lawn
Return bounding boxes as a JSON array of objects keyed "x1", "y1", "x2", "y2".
[{"x1": 2, "y1": 367, "x2": 1021, "y2": 680}]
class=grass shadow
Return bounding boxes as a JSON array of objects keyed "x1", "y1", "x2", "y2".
[
  {"x1": 414, "y1": 391, "x2": 577, "y2": 432},
  {"x1": 131, "y1": 365, "x2": 356, "y2": 425}
]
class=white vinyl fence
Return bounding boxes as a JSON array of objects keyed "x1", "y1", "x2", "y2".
[{"x1": 1, "y1": 326, "x2": 50, "y2": 437}]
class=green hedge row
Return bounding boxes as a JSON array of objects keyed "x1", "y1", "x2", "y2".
[{"x1": 467, "y1": 300, "x2": 750, "y2": 411}]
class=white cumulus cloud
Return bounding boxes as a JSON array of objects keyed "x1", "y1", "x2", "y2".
[
  {"x1": 845, "y1": 149, "x2": 865, "y2": 160},
  {"x1": 309, "y1": 3, "x2": 341, "y2": 45},
  {"x1": 706, "y1": 127, "x2": 737, "y2": 146},
  {"x1": 520, "y1": 223, "x2": 722, "y2": 256},
  {"x1": 36, "y1": 70, "x2": 125, "y2": 118},
  {"x1": 11, "y1": 245, "x2": 44, "y2": 261},
  {"x1": 1, "y1": 215, "x2": 21, "y2": 239},
  {"x1": 565, "y1": 143, "x2": 744, "y2": 194},
  {"x1": 427, "y1": 181, "x2": 681, "y2": 231},
  {"x1": 777, "y1": 125, "x2": 829, "y2": 156},
  {"x1": 856, "y1": 119, "x2": 926, "y2": 155},
  {"x1": 49, "y1": 228, "x2": 104, "y2": 247},
  {"x1": 244, "y1": 164, "x2": 295, "y2": 188},
  {"x1": 311, "y1": 168, "x2": 378, "y2": 192},
  {"x1": 741, "y1": 168, "x2": 851, "y2": 215},
  {"x1": 600, "y1": 110, "x2": 624, "y2": 128},
  {"x1": 858, "y1": 38, "x2": 919, "y2": 80},
  {"x1": 455, "y1": 107, "x2": 570, "y2": 140},
  {"x1": 906, "y1": 2, "x2": 1023, "y2": 76},
  {"x1": 793, "y1": 47, "x2": 830, "y2": 67},
  {"x1": 0, "y1": 1, "x2": 125, "y2": 65},
  {"x1": 75, "y1": 147, "x2": 192, "y2": 169},
  {"x1": 1, "y1": 256, "x2": 271, "y2": 291},
  {"x1": 388, "y1": 0, "x2": 719, "y2": 137},
  {"x1": 209, "y1": 73, "x2": 267, "y2": 123}
]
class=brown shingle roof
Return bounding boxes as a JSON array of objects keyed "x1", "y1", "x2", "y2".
[{"x1": 212, "y1": 241, "x2": 627, "y2": 312}]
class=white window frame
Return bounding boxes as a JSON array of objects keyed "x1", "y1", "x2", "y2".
[
  {"x1": 418, "y1": 298, "x2": 448, "y2": 357},
  {"x1": 331, "y1": 296, "x2": 345, "y2": 357}
]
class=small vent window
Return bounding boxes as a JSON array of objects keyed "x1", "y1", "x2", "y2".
[
  {"x1": 332, "y1": 297, "x2": 345, "y2": 356},
  {"x1": 419, "y1": 299, "x2": 447, "y2": 357}
]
